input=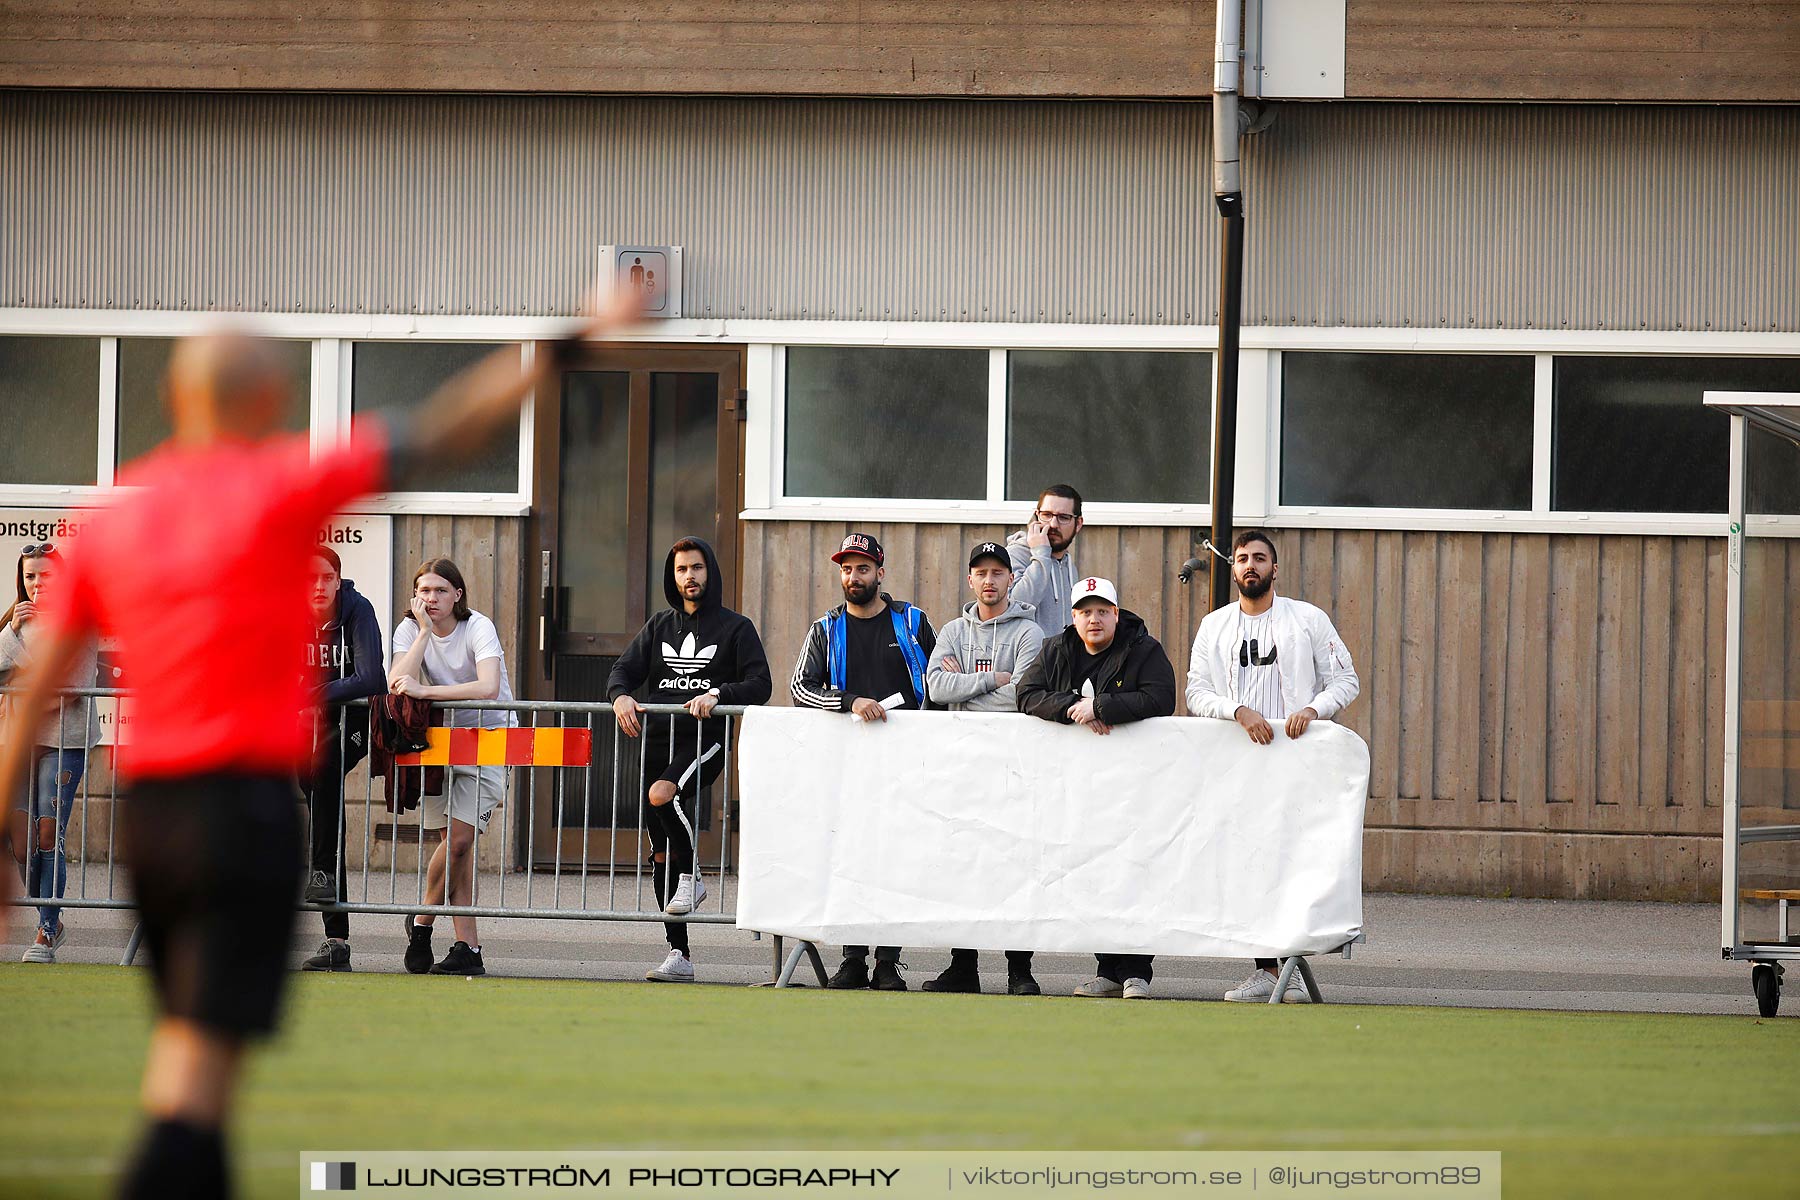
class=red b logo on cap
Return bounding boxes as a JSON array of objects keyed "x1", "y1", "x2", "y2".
[{"x1": 1083, "y1": 578, "x2": 1098, "y2": 589}]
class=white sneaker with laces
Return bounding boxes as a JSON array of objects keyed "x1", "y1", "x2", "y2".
[
  {"x1": 21, "y1": 928, "x2": 56, "y2": 964},
  {"x1": 646, "y1": 948, "x2": 694, "y2": 983},
  {"x1": 1122, "y1": 977, "x2": 1152, "y2": 1000},
  {"x1": 663, "y1": 873, "x2": 707, "y2": 916},
  {"x1": 1223, "y1": 969, "x2": 1277, "y2": 1002}
]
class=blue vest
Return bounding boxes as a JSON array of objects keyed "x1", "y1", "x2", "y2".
[{"x1": 821, "y1": 601, "x2": 928, "y2": 707}]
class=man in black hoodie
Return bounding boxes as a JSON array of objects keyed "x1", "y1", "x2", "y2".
[
  {"x1": 1015, "y1": 575, "x2": 1176, "y2": 1001},
  {"x1": 608, "y1": 536, "x2": 772, "y2": 983},
  {"x1": 298, "y1": 545, "x2": 387, "y2": 972}
]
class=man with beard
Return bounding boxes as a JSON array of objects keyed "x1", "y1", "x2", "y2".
[
  {"x1": 1016, "y1": 576, "x2": 1176, "y2": 1000},
  {"x1": 1184, "y1": 528, "x2": 1360, "y2": 1003},
  {"x1": 609, "y1": 536, "x2": 772, "y2": 984},
  {"x1": 1006, "y1": 484, "x2": 1083, "y2": 641},
  {"x1": 790, "y1": 531, "x2": 936, "y2": 991}
]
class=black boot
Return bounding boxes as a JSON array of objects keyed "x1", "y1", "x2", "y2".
[
  {"x1": 922, "y1": 950, "x2": 980, "y2": 993},
  {"x1": 870, "y1": 959, "x2": 908, "y2": 992},
  {"x1": 1006, "y1": 952, "x2": 1040, "y2": 996},
  {"x1": 827, "y1": 955, "x2": 871, "y2": 990},
  {"x1": 402, "y1": 914, "x2": 433, "y2": 974}
]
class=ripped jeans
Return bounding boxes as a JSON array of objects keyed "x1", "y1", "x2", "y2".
[{"x1": 15, "y1": 748, "x2": 86, "y2": 933}]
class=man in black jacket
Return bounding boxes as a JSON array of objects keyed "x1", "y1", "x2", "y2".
[
  {"x1": 609, "y1": 536, "x2": 772, "y2": 983},
  {"x1": 299, "y1": 546, "x2": 387, "y2": 972},
  {"x1": 1015, "y1": 575, "x2": 1176, "y2": 1000}
]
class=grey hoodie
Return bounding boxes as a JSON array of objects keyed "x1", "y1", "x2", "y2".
[
  {"x1": 926, "y1": 599, "x2": 1045, "y2": 713},
  {"x1": 1005, "y1": 529, "x2": 1078, "y2": 640}
]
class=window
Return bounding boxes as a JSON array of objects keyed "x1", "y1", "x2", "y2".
[
  {"x1": 1007, "y1": 350, "x2": 1211, "y2": 504},
  {"x1": 352, "y1": 342, "x2": 519, "y2": 494},
  {"x1": 1281, "y1": 352, "x2": 1534, "y2": 510},
  {"x1": 784, "y1": 346, "x2": 986, "y2": 500},
  {"x1": 117, "y1": 337, "x2": 309, "y2": 468},
  {"x1": 1748, "y1": 427, "x2": 1800, "y2": 517},
  {"x1": 1554, "y1": 357, "x2": 1800, "y2": 514},
  {"x1": 0, "y1": 337, "x2": 100, "y2": 486}
]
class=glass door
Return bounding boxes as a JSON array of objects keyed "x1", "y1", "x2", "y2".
[{"x1": 527, "y1": 346, "x2": 743, "y2": 870}]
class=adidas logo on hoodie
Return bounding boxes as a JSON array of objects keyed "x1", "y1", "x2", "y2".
[{"x1": 659, "y1": 632, "x2": 719, "y2": 690}]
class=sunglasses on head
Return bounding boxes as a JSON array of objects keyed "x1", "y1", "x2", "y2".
[{"x1": 21, "y1": 543, "x2": 55, "y2": 557}]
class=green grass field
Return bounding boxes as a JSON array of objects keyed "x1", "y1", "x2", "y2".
[{"x1": 2, "y1": 965, "x2": 1796, "y2": 1199}]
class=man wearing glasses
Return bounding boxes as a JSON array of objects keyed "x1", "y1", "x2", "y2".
[{"x1": 1006, "y1": 484, "x2": 1084, "y2": 641}]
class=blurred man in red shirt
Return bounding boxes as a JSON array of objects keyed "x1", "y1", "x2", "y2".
[{"x1": 0, "y1": 295, "x2": 629, "y2": 1200}]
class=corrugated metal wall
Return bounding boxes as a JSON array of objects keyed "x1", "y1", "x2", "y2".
[{"x1": 2, "y1": 91, "x2": 1795, "y2": 330}]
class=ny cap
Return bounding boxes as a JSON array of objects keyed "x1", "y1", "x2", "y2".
[{"x1": 968, "y1": 541, "x2": 1010, "y2": 569}]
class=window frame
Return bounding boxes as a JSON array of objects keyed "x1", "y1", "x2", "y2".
[{"x1": 1, "y1": 310, "x2": 1797, "y2": 535}]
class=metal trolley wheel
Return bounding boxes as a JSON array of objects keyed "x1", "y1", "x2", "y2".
[{"x1": 1752, "y1": 962, "x2": 1784, "y2": 1018}]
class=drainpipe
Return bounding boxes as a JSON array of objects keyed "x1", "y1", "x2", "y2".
[{"x1": 1208, "y1": 0, "x2": 1247, "y2": 614}]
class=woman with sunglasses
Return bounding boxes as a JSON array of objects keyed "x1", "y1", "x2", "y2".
[{"x1": 0, "y1": 543, "x2": 100, "y2": 963}]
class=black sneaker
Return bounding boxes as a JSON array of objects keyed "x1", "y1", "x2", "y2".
[
  {"x1": 403, "y1": 915, "x2": 434, "y2": 975},
  {"x1": 303, "y1": 869, "x2": 336, "y2": 904},
  {"x1": 301, "y1": 938, "x2": 352, "y2": 972},
  {"x1": 871, "y1": 960, "x2": 908, "y2": 992},
  {"x1": 429, "y1": 941, "x2": 486, "y2": 977},
  {"x1": 921, "y1": 960, "x2": 980, "y2": 994},
  {"x1": 826, "y1": 957, "x2": 870, "y2": 990},
  {"x1": 1007, "y1": 969, "x2": 1041, "y2": 996}
]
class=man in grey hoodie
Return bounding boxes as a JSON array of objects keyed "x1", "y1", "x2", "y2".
[
  {"x1": 1005, "y1": 483, "x2": 1083, "y2": 641},
  {"x1": 921, "y1": 541, "x2": 1045, "y2": 995}
]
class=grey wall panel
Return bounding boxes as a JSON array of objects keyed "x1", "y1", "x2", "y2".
[
  {"x1": 1245, "y1": 103, "x2": 1800, "y2": 332},
  {"x1": 1, "y1": 92, "x2": 1795, "y2": 331},
  {"x1": 0, "y1": 91, "x2": 1215, "y2": 322}
]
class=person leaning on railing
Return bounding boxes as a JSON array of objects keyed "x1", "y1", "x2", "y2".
[
  {"x1": 1, "y1": 543, "x2": 100, "y2": 964},
  {"x1": 608, "y1": 535, "x2": 772, "y2": 984},
  {"x1": 1015, "y1": 575, "x2": 1176, "y2": 1002},
  {"x1": 388, "y1": 556, "x2": 517, "y2": 979}
]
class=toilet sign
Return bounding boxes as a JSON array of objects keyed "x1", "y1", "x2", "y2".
[{"x1": 600, "y1": 244, "x2": 683, "y2": 318}]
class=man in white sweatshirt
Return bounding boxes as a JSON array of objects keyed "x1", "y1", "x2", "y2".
[{"x1": 1185, "y1": 529, "x2": 1360, "y2": 1003}]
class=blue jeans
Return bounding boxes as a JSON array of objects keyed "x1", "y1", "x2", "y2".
[{"x1": 17, "y1": 748, "x2": 85, "y2": 932}]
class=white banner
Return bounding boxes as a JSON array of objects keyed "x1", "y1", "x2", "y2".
[{"x1": 736, "y1": 709, "x2": 1370, "y2": 960}]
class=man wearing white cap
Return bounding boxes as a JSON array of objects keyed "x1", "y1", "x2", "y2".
[{"x1": 1016, "y1": 575, "x2": 1176, "y2": 999}]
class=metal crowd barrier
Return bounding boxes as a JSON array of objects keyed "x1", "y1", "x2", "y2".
[{"x1": 4, "y1": 689, "x2": 748, "y2": 964}]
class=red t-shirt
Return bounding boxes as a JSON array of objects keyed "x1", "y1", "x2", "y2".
[{"x1": 47, "y1": 432, "x2": 387, "y2": 779}]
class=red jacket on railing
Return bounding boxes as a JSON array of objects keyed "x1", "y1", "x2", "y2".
[{"x1": 369, "y1": 693, "x2": 442, "y2": 814}]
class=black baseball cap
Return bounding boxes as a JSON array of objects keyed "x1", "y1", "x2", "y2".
[
  {"x1": 968, "y1": 541, "x2": 1010, "y2": 569},
  {"x1": 831, "y1": 531, "x2": 884, "y2": 565}
]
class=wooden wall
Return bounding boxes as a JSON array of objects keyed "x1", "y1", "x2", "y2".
[
  {"x1": 5, "y1": 1, "x2": 1796, "y2": 102},
  {"x1": 743, "y1": 520, "x2": 1741, "y2": 901},
  {"x1": 388, "y1": 514, "x2": 527, "y2": 663},
  {"x1": 0, "y1": 1, "x2": 1214, "y2": 97},
  {"x1": 1346, "y1": 1, "x2": 1800, "y2": 102}
]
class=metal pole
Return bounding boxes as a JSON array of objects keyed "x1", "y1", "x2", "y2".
[{"x1": 1209, "y1": 0, "x2": 1246, "y2": 615}]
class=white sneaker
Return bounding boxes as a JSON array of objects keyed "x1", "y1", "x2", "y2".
[
  {"x1": 1224, "y1": 969, "x2": 1277, "y2": 1002},
  {"x1": 663, "y1": 873, "x2": 707, "y2": 916},
  {"x1": 646, "y1": 948, "x2": 694, "y2": 983},
  {"x1": 1224, "y1": 968, "x2": 1310, "y2": 1003},
  {"x1": 1122, "y1": 977, "x2": 1152, "y2": 1000},
  {"x1": 1072, "y1": 976, "x2": 1123, "y2": 998},
  {"x1": 21, "y1": 928, "x2": 56, "y2": 964}
]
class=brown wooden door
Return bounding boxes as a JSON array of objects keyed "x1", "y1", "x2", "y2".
[{"x1": 526, "y1": 344, "x2": 745, "y2": 870}]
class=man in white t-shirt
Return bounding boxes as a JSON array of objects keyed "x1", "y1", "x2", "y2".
[
  {"x1": 388, "y1": 557, "x2": 516, "y2": 977},
  {"x1": 1185, "y1": 529, "x2": 1360, "y2": 1004}
]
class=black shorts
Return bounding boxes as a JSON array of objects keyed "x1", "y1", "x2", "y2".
[
  {"x1": 643, "y1": 730, "x2": 727, "y2": 794},
  {"x1": 120, "y1": 774, "x2": 303, "y2": 1039}
]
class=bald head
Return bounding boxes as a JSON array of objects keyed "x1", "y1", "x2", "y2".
[{"x1": 165, "y1": 331, "x2": 293, "y2": 444}]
